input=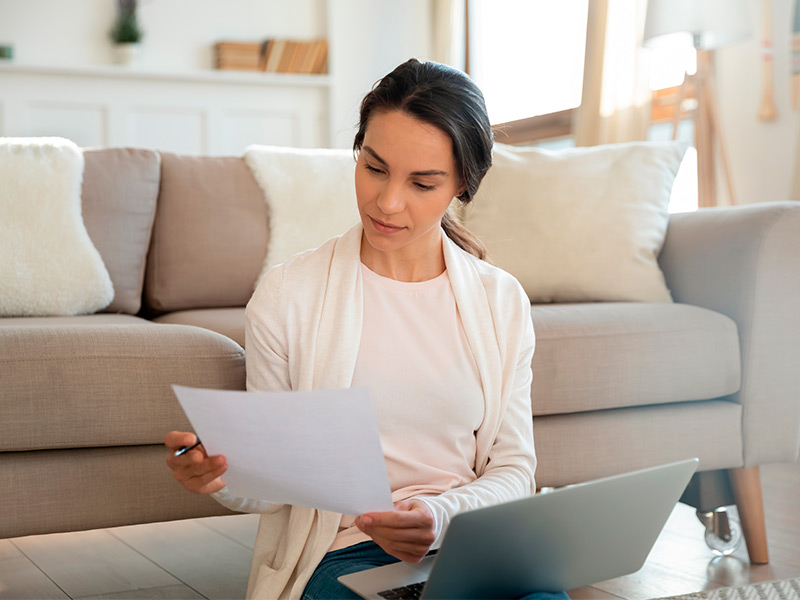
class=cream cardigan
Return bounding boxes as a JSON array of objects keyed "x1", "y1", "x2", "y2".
[{"x1": 212, "y1": 223, "x2": 536, "y2": 599}]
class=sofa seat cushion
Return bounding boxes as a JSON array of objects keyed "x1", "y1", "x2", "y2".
[
  {"x1": 533, "y1": 400, "x2": 743, "y2": 487},
  {"x1": 0, "y1": 322, "x2": 245, "y2": 451},
  {"x1": 153, "y1": 308, "x2": 246, "y2": 348},
  {"x1": 530, "y1": 302, "x2": 741, "y2": 416}
]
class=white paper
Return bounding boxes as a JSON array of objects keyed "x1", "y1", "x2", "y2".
[{"x1": 172, "y1": 385, "x2": 393, "y2": 515}]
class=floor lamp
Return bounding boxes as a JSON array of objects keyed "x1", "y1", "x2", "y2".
[{"x1": 643, "y1": 0, "x2": 752, "y2": 208}]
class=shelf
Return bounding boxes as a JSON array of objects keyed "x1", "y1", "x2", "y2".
[{"x1": 0, "y1": 61, "x2": 331, "y2": 88}]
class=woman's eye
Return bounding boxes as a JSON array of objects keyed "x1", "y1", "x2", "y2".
[
  {"x1": 415, "y1": 182, "x2": 435, "y2": 191},
  {"x1": 365, "y1": 164, "x2": 383, "y2": 174}
]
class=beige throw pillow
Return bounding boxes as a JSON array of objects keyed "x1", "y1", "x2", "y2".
[
  {"x1": 464, "y1": 141, "x2": 688, "y2": 303},
  {"x1": 143, "y1": 154, "x2": 268, "y2": 313},
  {"x1": 82, "y1": 148, "x2": 160, "y2": 315}
]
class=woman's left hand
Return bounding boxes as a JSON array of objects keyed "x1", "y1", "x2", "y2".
[{"x1": 355, "y1": 499, "x2": 436, "y2": 563}]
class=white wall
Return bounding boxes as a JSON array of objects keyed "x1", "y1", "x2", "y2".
[
  {"x1": 0, "y1": 0, "x2": 325, "y2": 70},
  {"x1": 716, "y1": 0, "x2": 798, "y2": 204},
  {"x1": 327, "y1": 0, "x2": 432, "y2": 148},
  {"x1": 0, "y1": 0, "x2": 430, "y2": 149}
]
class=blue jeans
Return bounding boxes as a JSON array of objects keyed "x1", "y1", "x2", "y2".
[{"x1": 302, "y1": 541, "x2": 570, "y2": 600}]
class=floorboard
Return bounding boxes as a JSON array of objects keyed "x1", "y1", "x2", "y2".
[
  {"x1": 75, "y1": 584, "x2": 205, "y2": 600},
  {"x1": 196, "y1": 514, "x2": 260, "y2": 550},
  {"x1": 110, "y1": 519, "x2": 252, "y2": 600},
  {"x1": 0, "y1": 539, "x2": 69, "y2": 600},
  {"x1": 11, "y1": 530, "x2": 178, "y2": 599}
]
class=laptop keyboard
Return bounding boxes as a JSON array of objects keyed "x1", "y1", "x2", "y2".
[{"x1": 377, "y1": 581, "x2": 426, "y2": 599}]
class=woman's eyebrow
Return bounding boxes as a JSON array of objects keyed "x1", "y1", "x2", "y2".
[{"x1": 363, "y1": 145, "x2": 448, "y2": 177}]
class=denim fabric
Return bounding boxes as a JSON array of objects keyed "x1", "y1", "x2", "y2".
[
  {"x1": 301, "y1": 541, "x2": 570, "y2": 600},
  {"x1": 302, "y1": 541, "x2": 400, "y2": 600}
]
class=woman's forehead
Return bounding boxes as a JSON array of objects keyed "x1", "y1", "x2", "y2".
[{"x1": 363, "y1": 110, "x2": 455, "y2": 171}]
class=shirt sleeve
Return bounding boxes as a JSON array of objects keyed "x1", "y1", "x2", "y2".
[{"x1": 415, "y1": 283, "x2": 536, "y2": 548}]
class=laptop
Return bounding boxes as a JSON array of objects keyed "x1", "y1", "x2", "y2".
[{"x1": 338, "y1": 458, "x2": 699, "y2": 600}]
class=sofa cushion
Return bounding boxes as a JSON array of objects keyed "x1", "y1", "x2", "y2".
[
  {"x1": 0, "y1": 322, "x2": 245, "y2": 452},
  {"x1": 153, "y1": 307, "x2": 246, "y2": 347},
  {"x1": 530, "y1": 302, "x2": 741, "y2": 415},
  {"x1": 144, "y1": 154, "x2": 268, "y2": 313},
  {"x1": 533, "y1": 400, "x2": 743, "y2": 487},
  {"x1": 82, "y1": 148, "x2": 160, "y2": 315},
  {"x1": 1, "y1": 446, "x2": 233, "y2": 539}
]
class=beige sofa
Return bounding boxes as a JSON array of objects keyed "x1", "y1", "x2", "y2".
[{"x1": 1, "y1": 147, "x2": 798, "y2": 566}]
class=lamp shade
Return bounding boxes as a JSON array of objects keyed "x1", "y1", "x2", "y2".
[{"x1": 643, "y1": 0, "x2": 752, "y2": 50}]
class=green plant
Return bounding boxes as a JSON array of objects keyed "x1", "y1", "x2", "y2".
[{"x1": 110, "y1": 0, "x2": 143, "y2": 44}]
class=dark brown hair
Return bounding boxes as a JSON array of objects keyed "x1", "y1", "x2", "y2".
[{"x1": 353, "y1": 58, "x2": 492, "y2": 260}]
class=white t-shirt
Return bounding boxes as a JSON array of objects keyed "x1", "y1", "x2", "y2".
[{"x1": 331, "y1": 262, "x2": 485, "y2": 550}]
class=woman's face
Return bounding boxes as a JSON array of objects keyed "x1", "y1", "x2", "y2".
[{"x1": 355, "y1": 110, "x2": 461, "y2": 265}]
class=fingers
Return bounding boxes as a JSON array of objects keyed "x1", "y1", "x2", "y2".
[
  {"x1": 169, "y1": 453, "x2": 228, "y2": 494},
  {"x1": 356, "y1": 501, "x2": 436, "y2": 562},
  {"x1": 164, "y1": 431, "x2": 198, "y2": 453},
  {"x1": 164, "y1": 431, "x2": 227, "y2": 495},
  {"x1": 358, "y1": 501, "x2": 434, "y2": 530}
]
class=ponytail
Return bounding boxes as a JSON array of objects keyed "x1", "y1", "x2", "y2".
[{"x1": 441, "y1": 208, "x2": 486, "y2": 261}]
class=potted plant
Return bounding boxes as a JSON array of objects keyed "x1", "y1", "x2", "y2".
[{"x1": 110, "y1": 0, "x2": 144, "y2": 65}]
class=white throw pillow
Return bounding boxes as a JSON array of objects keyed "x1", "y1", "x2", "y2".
[
  {"x1": 244, "y1": 145, "x2": 360, "y2": 282},
  {"x1": 464, "y1": 141, "x2": 688, "y2": 303},
  {"x1": 0, "y1": 137, "x2": 114, "y2": 316}
]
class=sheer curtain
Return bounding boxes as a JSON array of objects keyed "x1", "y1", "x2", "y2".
[
  {"x1": 574, "y1": 0, "x2": 652, "y2": 146},
  {"x1": 431, "y1": 0, "x2": 467, "y2": 72}
]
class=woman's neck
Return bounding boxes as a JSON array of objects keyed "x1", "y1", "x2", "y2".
[{"x1": 360, "y1": 231, "x2": 446, "y2": 282}]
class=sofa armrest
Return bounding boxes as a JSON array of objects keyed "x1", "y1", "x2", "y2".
[{"x1": 658, "y1": 201, "x2": 800, "y2": 465}]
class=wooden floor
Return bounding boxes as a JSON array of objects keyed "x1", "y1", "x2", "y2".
[{"x1": 2, "y1": 460, "x2": 798, "y2": 600}]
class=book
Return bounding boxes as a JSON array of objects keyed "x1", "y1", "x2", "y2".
[
  {"x1": 312, "y1": 40, "x2": 328, "y2": 74},
  {"x1": 214, "y1": 41, "x2": 262, "y2": 71},
  {"x1": 287, "y1": 41, "x2": 309, "y2": 73},
  {"x1": 259, "y1": 40, "x2": 272, "y2": 71},
  {"x1": 300, "y1": 40, "x2": 323, "y2": 74},
  {"x1": 264, "y1": 39, "x2": 285, "y2": 72},
  {"x1": 277, "y1": 41, "x2": 298, "y2": 73}
]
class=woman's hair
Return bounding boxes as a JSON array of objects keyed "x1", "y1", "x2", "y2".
[{"x1": 353, "y1": 58, "x2": 492, "y2": 260}]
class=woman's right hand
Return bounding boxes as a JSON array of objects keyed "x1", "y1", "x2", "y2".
[{"x1": 165, "y1": 431, "x2": 228, "y2": 495}]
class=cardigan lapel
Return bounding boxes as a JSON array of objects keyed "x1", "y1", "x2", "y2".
[
  {"x1": 312, "y1": 223, "x2": 364, "y2": 390},
  {"x1": 442, "y1": 234, "x2": 504, "y2": 475}
]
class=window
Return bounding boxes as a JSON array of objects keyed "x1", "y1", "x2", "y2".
[
  {"x1": 468, "y1": 0, "x2": 589, "y2": 126},
  {"x1": 647, "y1": 45, "x2": 698, "y2": 213},
  {"x1": 467, "y1": 2, "x2": 699, "y2": 212}
]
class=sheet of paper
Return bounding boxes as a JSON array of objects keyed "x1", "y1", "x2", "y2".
[{"x1": 172, "y1": 385, "x2": 393, "y2": 515}]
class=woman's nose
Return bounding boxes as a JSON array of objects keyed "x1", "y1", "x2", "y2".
[{"x1": 376, "y1": 182, "x2": 405, "y2": 214}]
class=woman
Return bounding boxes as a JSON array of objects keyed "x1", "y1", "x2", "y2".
[{"x1": 166, "y1": 58, "x2": 568, "y2": 600}]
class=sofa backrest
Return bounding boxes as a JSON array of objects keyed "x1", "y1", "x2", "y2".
[{"x1": 143, "y1": 153, "x2": 269, "y2": 314}]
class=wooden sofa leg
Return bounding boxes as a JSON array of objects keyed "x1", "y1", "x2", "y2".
[{"x1": 728, "y1": 466, "x2": 770, "y2": 564}]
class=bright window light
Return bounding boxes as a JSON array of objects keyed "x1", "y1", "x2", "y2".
[
  {"x1": 668, "y1": 147, "x2": 699, "y2": 213},
  {"x1": 469, "y1": 0, "x2": 589, "y2": 124},
  {"x1": 648, "y1": 45, "x2": 697, "y2": 90}
]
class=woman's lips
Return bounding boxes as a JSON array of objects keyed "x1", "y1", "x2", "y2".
[{"x1": 370, "y1": 217, "x2": 405, "y2": 234}]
